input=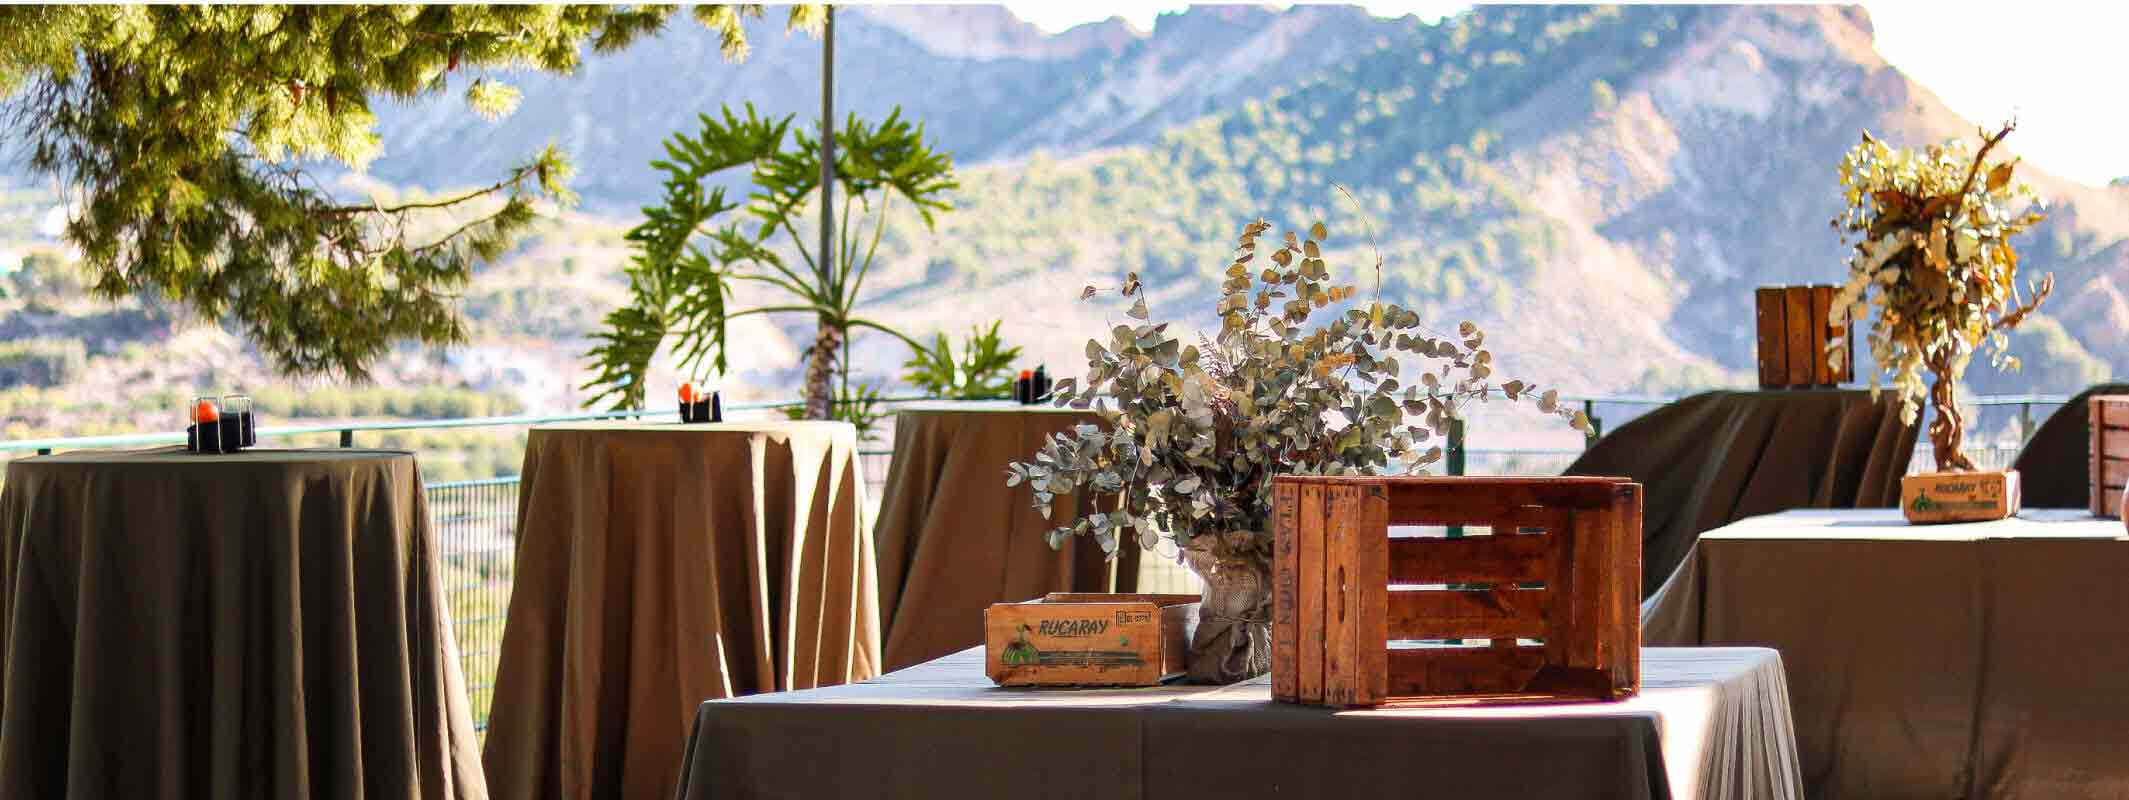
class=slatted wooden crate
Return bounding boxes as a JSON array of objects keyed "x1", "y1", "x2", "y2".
[
  {"x1": 1755, "y1": 285, "x2": 1853, "y2": 389},
  {"x1": 2091, "y1": 395, "x2": 2129, "y2": 517},
  {"x1": 1272, "y1": 476, "x2": 1642, "y2": 707}
]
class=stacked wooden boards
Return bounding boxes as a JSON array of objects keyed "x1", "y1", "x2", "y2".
[
  {"x1": 1755, "y1": 285, "x2": 1853, "y2": 389},
  {"x1": 1271, "y1": 476, "x2": 1643, "y2": 707},
  {"x1": 2091, "y1": 395, "x2": 2129, "y2": 517}
]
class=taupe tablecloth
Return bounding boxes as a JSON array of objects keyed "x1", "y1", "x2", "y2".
[
  {"x1": 674, "y1": 645, "x2": 1801, "y2": 800},
  {"x1": 1566, "y1": 390, "x2": 1916, "y2": 597},
  {"x1": 1644, "y1": 509, "x2": 2129, "y2": 798},
  {"x1": 874, "y1": 404, "x2": 1140, "y2": 671},
  {"x1": 482, "y1": 421, "x2": 877, "y2": 800},
  {"x1": 2011, "y1": 382, "x2": 2129, "y2": 509},
  {"x1": 0, "y1": 448, "x2": 485, "y2": 800}
]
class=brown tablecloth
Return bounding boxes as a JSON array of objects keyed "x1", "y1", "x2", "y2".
[
  {"x1": 2011, "y1": 383, "x2": 2129, "y2": 509},
  {"x1": 482, "y1": 421, "x2": 877, "y2": 800},
  {"x1": 1644, "y1": 509, "x2": 2129, "y2": 798},
  {"x1": 0, "y1": 448, "x2": 485, "y2": 800},
  {"x1": 1566, "y1": 390, "x2": 1916, "y2": 597},
  {"x1": 674, "y1": 645, "x2": 1800, "y2": 800},
  {"x1": 873, "y1": 404, "x2": 1139, "y2": 671}
]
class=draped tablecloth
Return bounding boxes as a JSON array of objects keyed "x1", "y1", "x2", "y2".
[
  {"x1": 482, "y1": 421, "x2": 877, "y2": 800},
  {"x1": 0, "y1": 448, "x2": 485, "y2": 800},
  {"x1": 1565, "y1": 390, "x2": 1916, "y2": 597},
  {"x1": 674, "y1": 646, "x2": 1802, "y2": 800},
  {"x1": 873, "y1": 403, "x2": 1140, "y2": 671},
  {"x1": 1644, "y1": 509, "x2": 2129, "y2": 798}
]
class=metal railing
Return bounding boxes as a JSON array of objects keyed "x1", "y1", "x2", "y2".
[{"x1": 0, "y1": 389, "x2": 2079, "y2": 731}]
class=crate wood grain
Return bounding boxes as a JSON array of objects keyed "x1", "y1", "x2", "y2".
[
  {"x1": 2091, "y1": 396, "x2": 2129, "y2": 517},
  {"x1": 1272, "y1": 476, "x2": 1642, "y2": 707},
  {"x1": 1755, "y1": 284, "x2": 1853, "y2": 389},
  {"x1": 984, "y1": 593, "x2": 1200, "y2": 686}
]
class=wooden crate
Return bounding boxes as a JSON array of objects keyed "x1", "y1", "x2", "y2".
[
  {"x1": 1901, "y1": 470, "x2": 2021, "y2": 523},
  {"x1": 984, "y1": 593, "x2": 1199, "y2": 686},
  {"x1": 1272, "y1": 476, "x2": 1642, "y2": 707},
  {"x1": 2092, "y1": 396, "x2": 2129, "y2": 517},
  {"x1": 1755, "y1": 285, "x2": 1853, "y2": 388}
]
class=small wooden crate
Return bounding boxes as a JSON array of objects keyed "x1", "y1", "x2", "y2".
[
  {"x1": 1902, "y1": 470, "x2": 2021, "y2": 523},
  {"x1": 2091, "y1": 396, "x2": 2129, "y2": 517},
  {"x1": 1272, "y1": 476, "x2": 1642, "y2": 707},
  {"x1": 984, "y1": 593, "x2": 1199, "y2": 686},
  {"x1": 1755, "y1": 285, "x2": 1853, "y2": 388}
]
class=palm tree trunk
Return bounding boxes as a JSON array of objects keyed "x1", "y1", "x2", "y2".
[{"x1": 803, "y1": 318, "x2": 842, "y2": 420}]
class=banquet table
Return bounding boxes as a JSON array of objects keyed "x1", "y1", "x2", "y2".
[
  {"x1": 1565, "y1": 389, "x2": 1916, "y2": 597},
  {"x1": 0, "y1": 448, "x2": 485, "y2": 800},
  {"x1": 1643, "y1": 508, "x2": 2129, "y2": 798},
  {"x1": 673, "y1": 646, "x2": 1803, "y2": 800},
  {"x1": 873, "y1": 402, "x2": 1139, "y2": 671},
  {"x1": 482, "y1": 420, "x2": 877, "y2": 800}
]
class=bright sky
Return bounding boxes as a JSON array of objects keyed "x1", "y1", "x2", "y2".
[{"x1": 1000, "y1": 1, "x2": 2129, "y2": 187}]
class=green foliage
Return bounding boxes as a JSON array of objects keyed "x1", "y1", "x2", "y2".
[
  {"x1": 582, "y1": 103, "x2": 957, "y2": 414},
  {"x1": 1830, "y1": 123, "x2": 2052, "y2": 469},
  {"x1": 0, "y1": 338, "x2": 87, "y2": 388},
  {"x1": 1007, "y1": 220, "x2": 1584, "y2": 561},
  {"x1": 780, "y1": 381, "x2": 888, "y2": 442},
  {"x1": 902, "y1": 321, "x2": 1021, "y2": 400},
  {"x1": 0, "y1": 4, "x2": 819, "y2": 380},
  {"x1": 8, "y1": 252, "x2": 86, "y2": 309},
  {"x1": 246, "y1": 385, "x2": 524, "y2": 420}
]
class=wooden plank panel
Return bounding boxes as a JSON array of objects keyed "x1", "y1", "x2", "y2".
[
  {"x1": 1271, "y1": 480, "x2": 1300, "y2": 701},
  {"x1": 1387, "y1": 533, "x2": 1552, "y2": 584},
  {"x1": 1564, "y1": 507, "x2": 1606, "y2": 669},
  {"x1": 1384, "y1": 481, "x2": 1627, "y2": 517},
  {"x1": 1810, "y1": 284, "x2": 1835, "y2": 385},
  {"x1": 1358, "y1": 487, "x2": 1390, "y2": 705},
  {"x1": 2097, "y1": 396, "x2": 2129, "y2": 429},
  {"x1": 1784, "y1": 286, "x2": 1813, "y2": 387},
  {"x1": 1297, "y1": 483, "x2": 1326, "y2": 703},
  {"x1": 2096, "y1": 398, "x2": 2109, "y2": 517},
  {"x1": 1544, "y1": 507, "x2": 1581, "y2": 670},
  {"x1": 1324, "y1": 485, "x2": 1359, "y2": 705},
  {"x1": 1386, "y1": 587, "x2": 1546, "y2": 640},
  {"x1": 1386, "y1": 646, "x2": 1546, "y2": 696},
  {"x1": 2096, "y1": 487, "x2": 2124, "y2": 519},
  {"x1": 2099, "y1": 458, "x2": 2129, "y2": 489},
  {"x1": 1610, "y1": 484, "x2": 1642, "y2": 693},
  {"x1": 1755, "y1": 287, "x2": 1786, "y2": 388}
]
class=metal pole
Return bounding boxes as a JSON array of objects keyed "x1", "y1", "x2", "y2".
[
  {"x1": 339, "y1": 429, "x2": 353, "y2": 448},
  {"x1": 819, "y1": 6, "x2": 835, "y2": 290},
  {"x1": 1584, "y1": 399, "x2": 1603, "y2": 446}
]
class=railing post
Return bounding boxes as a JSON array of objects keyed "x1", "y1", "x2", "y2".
[
  {"x1": 36, "y1": 448, "x2": 50, "y2": 456},
  {"x1": 2019, "y1": 401, "x2": 2034, "y2": 444},
  {"x1": 1447, "y1": 417, "x2": 1466, "y2": 477},
  {"x1": 1446, "y1": 417, "x2": 1466, "y2": 539},
  {"x1": 1583, "y1": 399, "x2": 1603, "y2": 448},
  {"x1": 339, "y1": 429, "x2": 353, "y2": 448}
]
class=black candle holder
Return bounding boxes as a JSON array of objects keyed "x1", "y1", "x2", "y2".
[
  {"x1": 681, "y1": 392, "x2": 723, "y2": 423},
  {"x1": 185, "y1": 395, "x2": 257, "y2": 453}
]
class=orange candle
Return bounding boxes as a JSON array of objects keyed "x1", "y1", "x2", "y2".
[
  {"x1": 678, "y1": 382, "x2": 696, "y2": 404},
  {"x1": 194, "y1": 399, "x2": 220, "y2": 424}
]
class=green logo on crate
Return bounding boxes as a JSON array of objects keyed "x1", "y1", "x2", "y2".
[
  {"x1": 1002, "y1": 624, "x2": 1041, "y2": 666},
  {"x1": 1911, "y1": 493, "x2": 1937, "y2": 511}
]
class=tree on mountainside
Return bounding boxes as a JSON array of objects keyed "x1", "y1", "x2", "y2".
[{"x1": 0, "y1": 4, "x2": 821, "y2": 380}]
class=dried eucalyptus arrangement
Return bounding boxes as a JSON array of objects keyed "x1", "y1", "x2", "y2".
[
  {"x1": 1830, "y1": 122, "x2": 2053, "y2": 472},
  {"x1": 1007, "y1": 218, "x2": 1587, "y2": 683}
]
